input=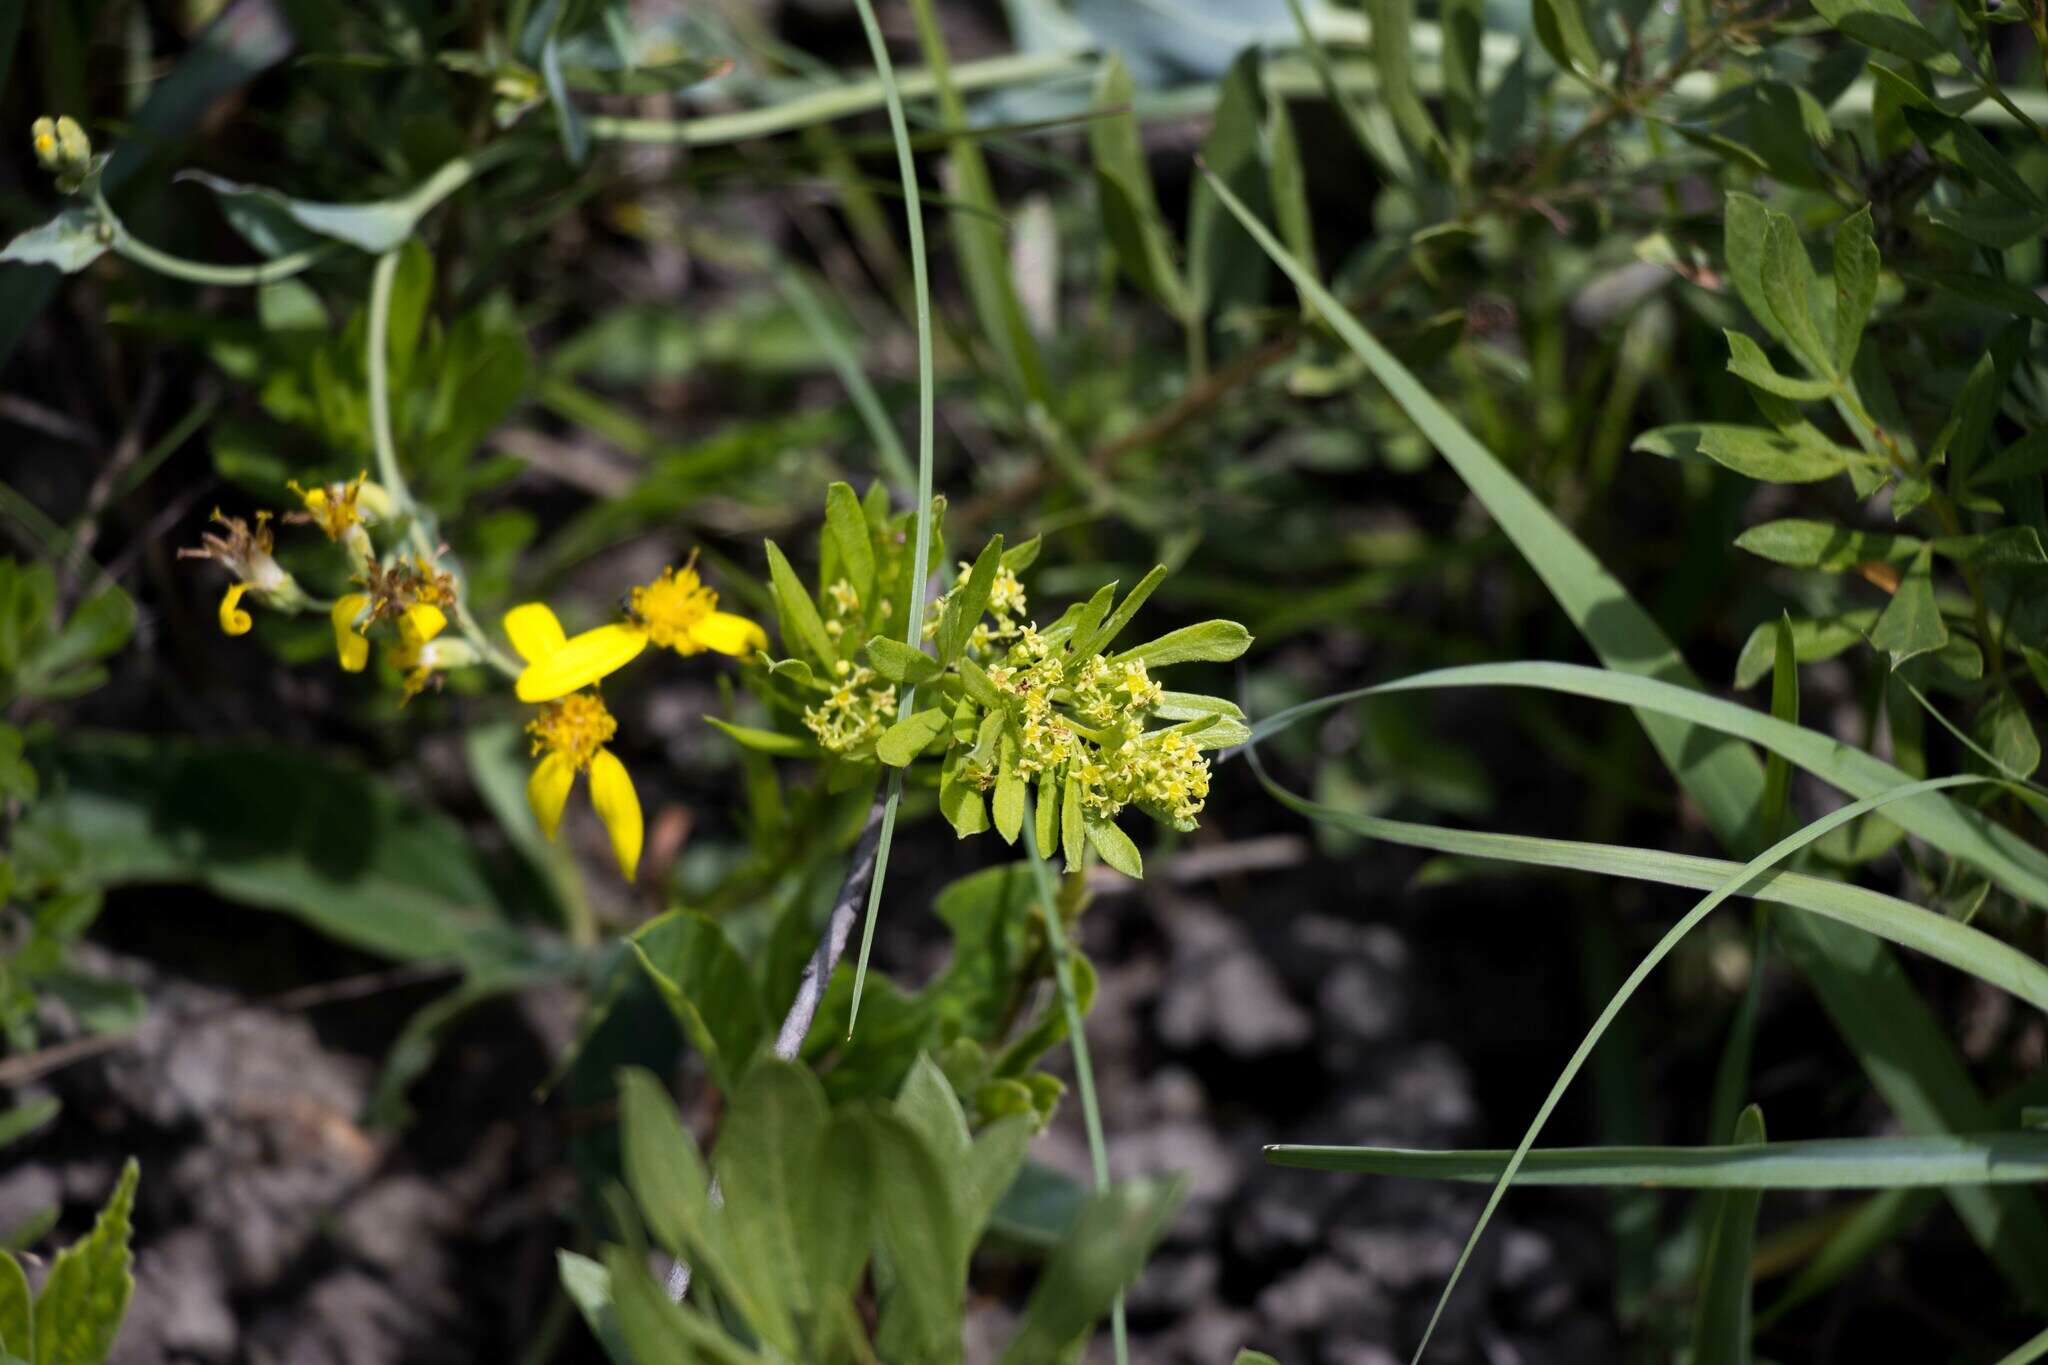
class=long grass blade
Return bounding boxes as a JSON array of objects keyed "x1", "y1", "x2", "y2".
[
  {"x1": 1202, "y1": 166, "x2": 2048, "y2": 1345},
  {"x1": 1692, "y1": 1105, "x2": 1766, "y2": 1365},
  {"x1": 844, "y1": 0, "x2": 937, "y2": 1036},
  {"x1": 1268, "y1": 1128, "x2": 2048, "y2": 1187}
]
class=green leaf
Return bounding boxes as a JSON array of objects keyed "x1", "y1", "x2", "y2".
[
  {"x1": 1264, "y1": 97, "x2": 1316, "y2": 306},
  {"x1": 0, "y1": 1100, "x2": 57, "y2": 1151},
  {"x1": 1635, "y1": 423, "x2": 1847, "y2": 482},
  {"x1": 1870, "y1": 546, "x2": 1947, "y2": 666},
  {"x1": 936, "y1": 535, "x2": 1003, "y2": 666},
  {"x1": 1089, "y1": 54, "x2": 1188, "y2": 317},
  {"x1": 1532, "y1": 0, "x2": 1605, "y2": 85},
  {"x1": 602, "y1": 1244, "x2": 764, "y2": 1365},
  {"x1": 997, "y1": 1175, "x2": 1187, "y2": 1365},
  {"x1": 994, "y1": 760, "x2": 1026, "y2": 845},
  {"x1": 32, "y1": 1158, "x2": 136, "y2": 1365},
  {"x1": 1235, "y1": 1354, "x2": 1283, "y2": 1365},
  {"x1": 1267, "y1": 1128, "x2": 2048, "y2": 1187},
  {"x1": 29, "y1": 735, "x2": 520, "y2": 963},
  {"x1": 876, "y1": 708, "x2": 948, "y2": 766},
  {"x1": 1832, "y1": 207, "x2": 1880, "y2": 375},
  {"x1": 763, "y1": 539, "x2": 838, "y2": 669},
  {"x1": 0, "y1": 1254, "x2": 29, "y2": 1363},
  {"x1": 865, "y1": 636, "x2": 941, "y2": 685},
  {"x1": 1927, "y1": 199, "x2": 2048, "y2": 250},
  {"x1": 703, "y1": 715, "x2": 826, "y2": 758},
  {"x1": 1979, "y1": 689, "x2": 2042, "y2": 781},
  {"x1": 1367, "y1": 0, "x2": 1444, "y2": 162},
  {"x1": 712, "y1": 1060, "x2": 830, "y2": 1350},
  {"x1": 1810, "y1": 0, "x2": 1962, "y2": 70},
  {"x1": 1724, "y1": 194, "x2": 1791, "y2": 353},
  {"x1": 1907, "y1": 267, "x2": 2048, "y2": 325},
  {"x1": 1733, "y1": 611, "x2": 1879, "y2": 689},
  {"x1": 178, "y1": 169, "x2": 451, "y2": 254},
  {"x1": 1186, "y1": 50, "x2": 1271, "y2": 331},
  {"x1": 1112, "y1": 620, "x2": 1252, "y2": 669},
  {"x1": 1153, "y1": 693, "x2": 1251, "y2": 749},
  {"x1": 1733, "y1": 519, "x2": 1920, "y2": 569},
  {"x1": 864, "y1": 1109, "x2": 966, "y2": 1364},
  {"x1": 1724, "y1": 331, "x2": 1835, "y2": 401},
  {"x1": 1760, "y1": 209, "x2": 1832, "y2": 376},
  {"x1": 616, "y1": 1068, "x2": 746, "y2": 1310},
  {"x1": 629, "y1": 914, "x2": 768, "y2": 1092},
  {"x1": 1060, "y1": 772, "x2": 1084, "y2": 874},
  {"x1": 1934, "y1": 321, "x2": 2024, "y2": 490},
  {"x1": 1905, "y1": 108, "x2": 2045, "y2": 210},
  {"x1": 824, "y1": 482, "x2": 876, "y2": 604},
  {"x1": 555, "y1": 1251, "x2": 631, "y2": 1365},
  {"x1": 1085, "y1": 818, "x2": 1143, "y2": 879},
  {"x1": 1693, "y1": 1105, "x2": 1766, "y2": 1365},
  {"x1": 1967, "y1": 430, "x2": 2048, "y2": 488},
  {"x1": 0, "y1": 209, "x2": 109, "y2": 274},
  {"x1": 1074, "y1": 565, "x2": 1167, "y2": 659}
]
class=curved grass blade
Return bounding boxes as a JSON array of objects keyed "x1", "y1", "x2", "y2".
[
  {"x1": 1240, "y1": 746, "x2": 2048, "y2": 1012},
  {"x1": 844, "y1": 0, "x2": 939, "y2": 1037},
  {"x1": 1250, "y1": 661, "x2": 2048, "y2": 913},
  {"x1": 1267, "y1": 1129, "x2": 2048, "y2": 1187},
  {"x1": 1376, "y1": 775, "x2": 1989, "y2": 1361}
]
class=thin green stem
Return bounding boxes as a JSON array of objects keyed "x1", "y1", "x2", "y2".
[
  {"x1": 582, "y1": 50, "x2": 1085, "y2": 147},
  {"x1": 844, "y1": 0, "x2": 939, "y2": 1036},
  {"x1": 101, "y1": 198, "x2": 332, "y2": 285},
  {"x1": 1019, "y1": 791, "x2": 1127, "y2": 1365},
  {"x1": 364, "y1": 249, "x2": 520, "y2": 678}
]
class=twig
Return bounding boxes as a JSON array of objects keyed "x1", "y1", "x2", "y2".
[
  {"x1": 0, "y1": 959, "x2": 457, "y2": 1088},
  {"x1": 664, "y1": 796, "x2": 887, "y2": 1303}
]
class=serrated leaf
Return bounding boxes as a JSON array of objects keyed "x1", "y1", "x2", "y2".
[
  {"x1": 0, "y1": 209, "x2": 108, "y2": 274},
  {"x1": 877, "y1": 708, "x2": 948, "y2": 767},
  {"x1": 32, "y1": 1159, "x2": 136, "y2": 1365}
]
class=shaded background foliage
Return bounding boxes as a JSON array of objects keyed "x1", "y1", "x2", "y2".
[{"x1": 3, "y1": 0, "x2": 2048, "y2": 1361}]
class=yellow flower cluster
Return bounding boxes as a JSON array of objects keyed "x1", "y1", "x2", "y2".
[
  {"x1": 30, "y1": 115, "x2": 92, "y2": 189},
  {"x1": 802, "y1": 658, "x2": 900, "y2": 754},
  {"x1": 992, "y1": 629, "x2": 1210, "y2": 825},
  {"x1": 924, "y1": 561, "x2": 1029, "y2": 659}
]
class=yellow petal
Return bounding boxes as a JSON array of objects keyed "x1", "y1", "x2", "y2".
[
  {"x1": 515, "y1": 624, "x2": 648, "y2": 703},
  {"x1": 502, "y1": 602, "x2": 567, "y2": 664},
  {"x1": 687, "y1": 610, "x2": 769, "y2": 657},
  {"x1": 588, "y1": 748, "x2": 643, "y2": 882},
  {"x1": 330, "y1": 594, "x2": 371, "y2": 672},
  {"x1": 527, "y1": 751, "x2": 576, "y2": 842},
  {"x1": 219, "y1": 583, "x2": 253, "y2": 636},
  {"x1": 399, "y1": 603, "x2": 447, "y2": 647}
]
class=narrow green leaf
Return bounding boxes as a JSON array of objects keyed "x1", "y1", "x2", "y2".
[
  {"x1": 824, "y1": 482, "x2": 875, "y2": 604},
  {"x1": 1089, "y1": 54, "x2": 1188, "y2": 317},
  {"x1": 1733, "y1": 611, "x2": 1879, "y2": 688},
  {"x1": 1635, "y1": 423, "x2": 1847, "y2": 482},
  {"x1": 0, "y1": 1254, "x2": 28, "y2": 1363},
  {"x1": 1760, "y1": 212, "x2": 1832, "y2": 376},
  {"x1": 1076, "y1": 566, "x2": 1167, "y2": 659},
  {"x1": 1762, "y1": 617, "x2": 1798, "y2": 837},
  {"x1": 1085, "y1": 818, "x2": 1143, "y2": 879},
  {"x1": 1733, "y1": 519, "x2": 1920, "y2": 569},
  {"x1": 704, "y1": 716, "x2": 825, "y2": 758},
  {"x1": 1693, "y1": 1105, "x2": 1766, "y2": 1365},
  {"x1": 1724, "y1": 331, "x2": 1835, "y2": 400},
  {"x1": 1111, "y1": 620, "x2": 1252, "y2": 669},
  {"x1": 937, "y1": 535, "x2": 1003, "y2": 665},
  {"x1": 1268, "y1": 1129, "x2": 2048, "y2": 1187},
  {"x1": 1811, "y1": 0, "x2": 1961, "y2": 71},
  {"x1": 763, "y1": 539, "x2": 838, "y2": 669},
  {"x1": 998, "y1": 1176, "x2": 1187, "y2": 1365},
  {"x1": 629, "y1": 915, "x2": 769, "y2": 1092},
  {"x1": 1832, "y1": 207, "x2": 1879, "y2": 375}
]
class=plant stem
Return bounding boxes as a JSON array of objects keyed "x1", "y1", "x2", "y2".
[
  {"x1": 582, "y1": 50, "x2": 1085, "y2": 147},
  {"x1": 1019, "y1": 791, "x2": 1127, "y2": 1365},
  {"x1": 364, "y1": 249, "x2": 521, "y2": 677},
  {"x1": 843, "y1": 0, "x2": 939, "y2": 1037}
]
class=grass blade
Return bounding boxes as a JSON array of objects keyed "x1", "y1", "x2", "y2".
[
  {"x1": 1268, "y1": 1128, "x2": 2048, "y2": 1187},
  {"x1": 1692, "y1": 1104, "x2": 1765, "y2": 1365},
  {"x1": 1203, "y1": 167, "x2": 2048, "y2": 1345},
  {"x1": 843, "y1": 0, "x2": 938, "y2": 1039}
]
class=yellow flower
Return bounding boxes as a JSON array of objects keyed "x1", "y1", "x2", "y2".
[
  {"x1": 331, "y1": 594, "x2": 371, "y2": 671},
  {"x1": 219, "y1": 582, "x2": 253, "y2": 636},
  {"x1": 508, "y1": 557, "x2": 766, "y2": 704},
  {"x1": 388, "y1": 603, "x2": 463, "y2": 700},
  {"x1": 505, "y1": 603, "x2": 642, "y2": 880}
]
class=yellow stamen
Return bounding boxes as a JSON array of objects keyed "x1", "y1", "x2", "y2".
[
  {"x1": 629, "y1": 559, "x2": 719, "y2": 651},
  {"x1": 527, "y1": 691, "x2": 619, "y2": 772}
]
